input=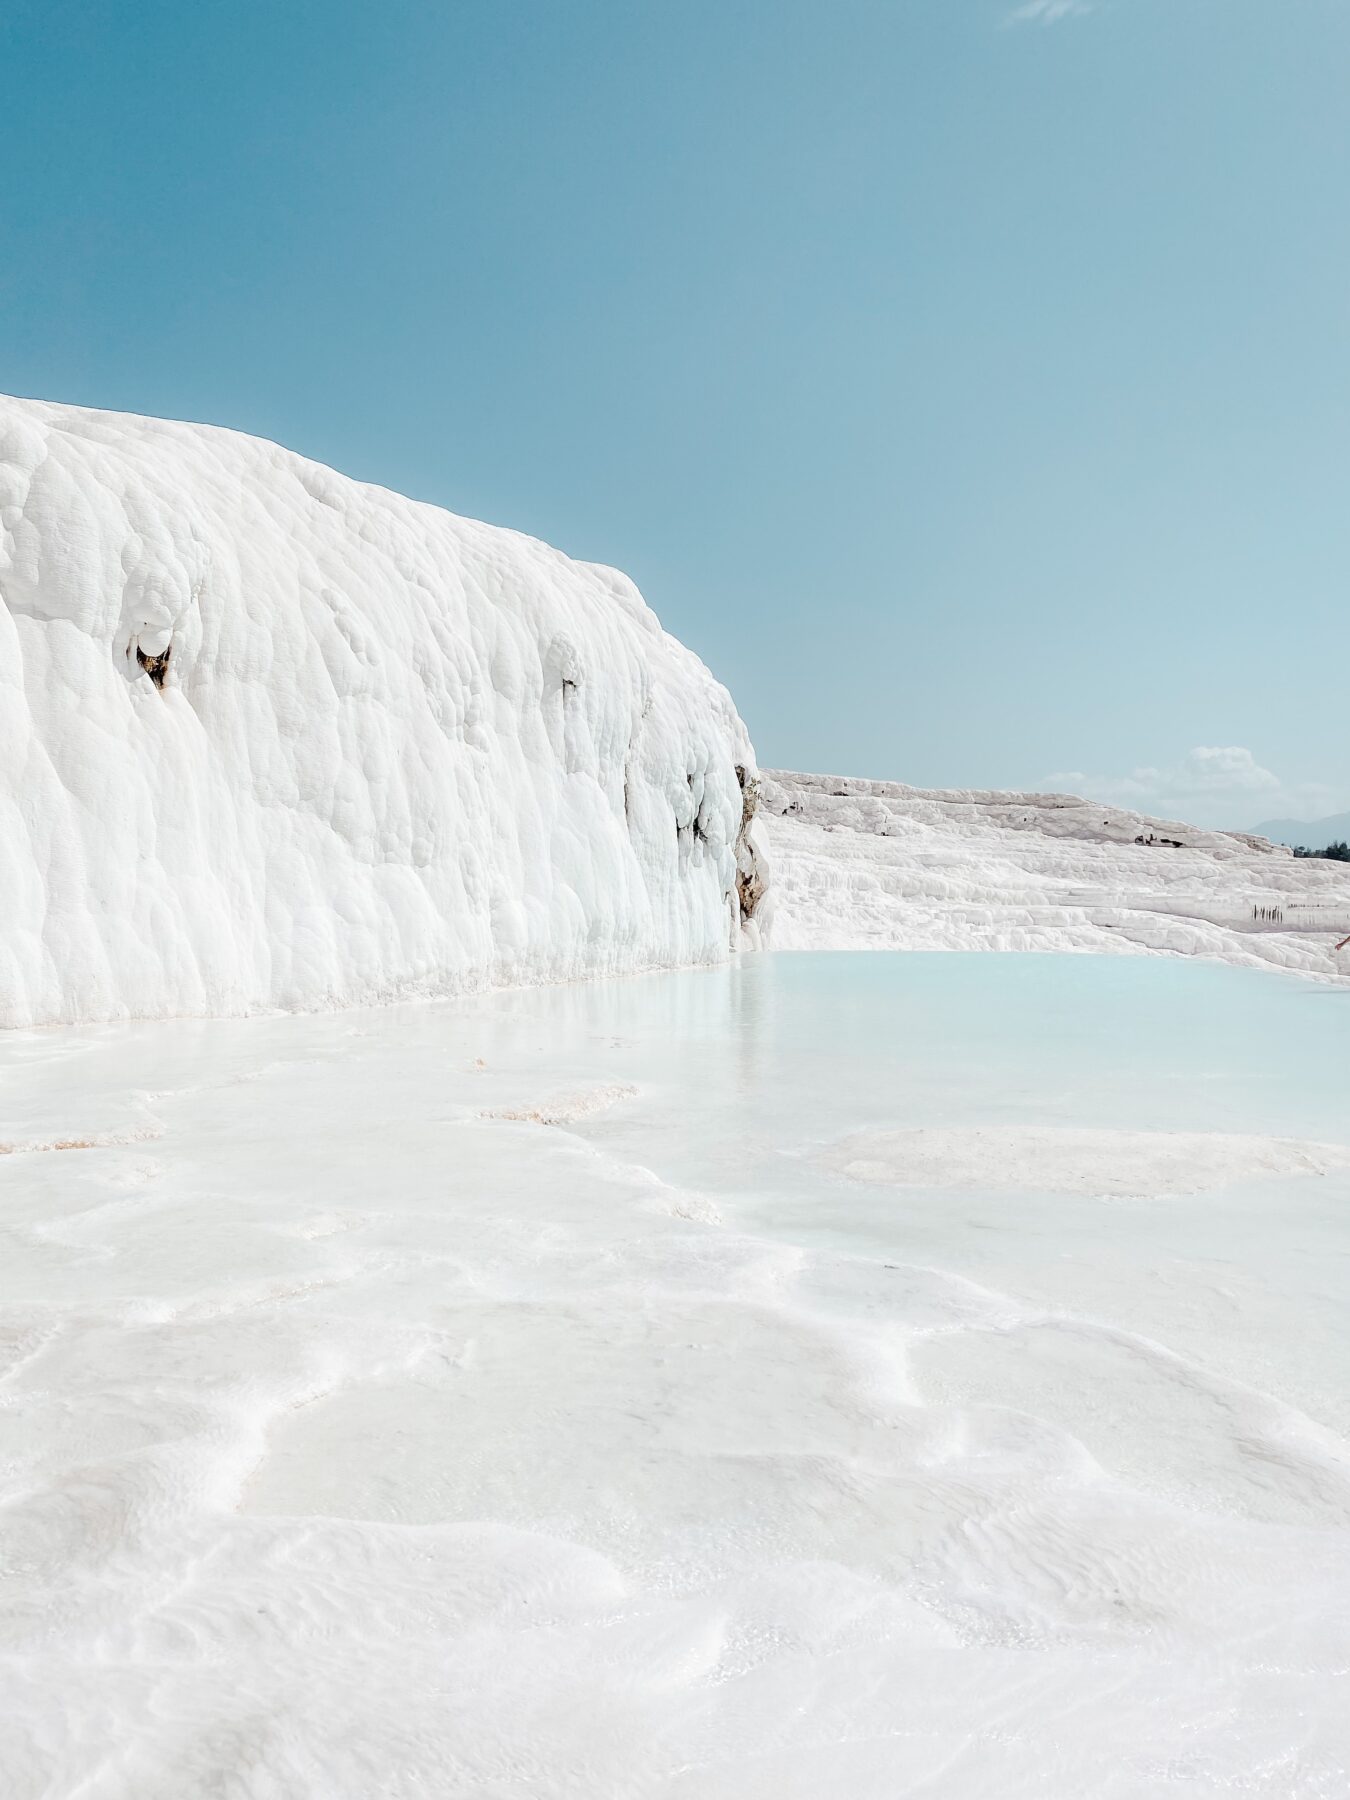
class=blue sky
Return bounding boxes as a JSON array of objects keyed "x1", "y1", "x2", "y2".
[{"x1": 2, "y1": 0, "x2": 1346, "y2": 827}]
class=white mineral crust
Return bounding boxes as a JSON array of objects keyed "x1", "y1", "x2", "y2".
[
  {"x1": 763, "y1": 770, "x2": 1350, "y2": 982},
  {"x1": 0, "y1": 394, "x2": 769, "y2": 1025}
]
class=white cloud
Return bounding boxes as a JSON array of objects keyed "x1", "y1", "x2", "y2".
[
  {"x1": 1005, "y1": 0, "x2": 1098, "y2": 25},
  {"x1": 1042, "y1": 747, "x2": 1341, "y2": 829}
]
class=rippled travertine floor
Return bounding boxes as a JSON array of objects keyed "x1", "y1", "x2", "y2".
[{"x1": 3, "y1": 954, "x2": 1349, "y2": 1798}]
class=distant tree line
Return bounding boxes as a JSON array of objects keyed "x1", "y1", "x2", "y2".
[{"x1": 1293, "y1": 840, "x2": 1350, "y2": 862}]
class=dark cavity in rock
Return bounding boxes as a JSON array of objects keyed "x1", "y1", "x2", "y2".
[{"x1": 136, "y1": 644, "x2": 171, "y2": 689}]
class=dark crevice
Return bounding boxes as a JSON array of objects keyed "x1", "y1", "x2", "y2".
[
  {"x1": 136, "y1": 644, "x2": 171, "y2": 689},
  {"x1": 734, "y1": 764, "x2": 766, "y2": 925}
]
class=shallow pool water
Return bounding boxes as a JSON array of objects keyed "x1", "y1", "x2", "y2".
[{"x1": 3, "y1": 954, "x2": 1349, "y2": 1798}]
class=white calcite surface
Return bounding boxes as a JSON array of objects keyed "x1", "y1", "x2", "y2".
[
  {"x1": 0, "y1": 394, "x2": 769, "y2": 1027},
  {"x1": 764, "y1": 769, "x2": 1350, "y2": 981},
  {"x1": 812, "y1": 1125, "x2": 1350, "y2": 1196},
  {"x1": 4, "y1": 952, "x2": 1350, "y2": 1798}
]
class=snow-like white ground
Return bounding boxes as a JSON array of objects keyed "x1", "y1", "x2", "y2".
[
  {"x1": 4, "y1": 951, "x2": 1349, "y2": 1799},
  {"x1": 0, "y1": 395, "x2": 767, "y2": 1028},
  {"x1": 764, "y1": 769, "x2": 1350, "y2": 982},
  {"x1": 6, "y1": 394, "x2": 1348, "y2": 1798},
  {"x1": 811, "y1": 1125, "x2": 1350, "y2": 1196}
]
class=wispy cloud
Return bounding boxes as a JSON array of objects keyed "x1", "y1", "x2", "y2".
[
  {"x1": 1005, "y1": 0, "x2": 1098, "y2": 26},
  {"x1": 1041, "y1": 746, "x2": 1341, "y2": 830}
]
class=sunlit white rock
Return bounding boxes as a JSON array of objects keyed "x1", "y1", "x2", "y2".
[
  {"x1": 0, "y1": 394, "x2": 769, "y2": 1025},
  {"x1": 765, "y1": 769, "x2": 1350, "y2": 982}
]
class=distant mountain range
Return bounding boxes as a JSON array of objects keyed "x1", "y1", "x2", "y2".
[{"x1": 1251, "y1": 812, "x2": 1350, "y2": 848}]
